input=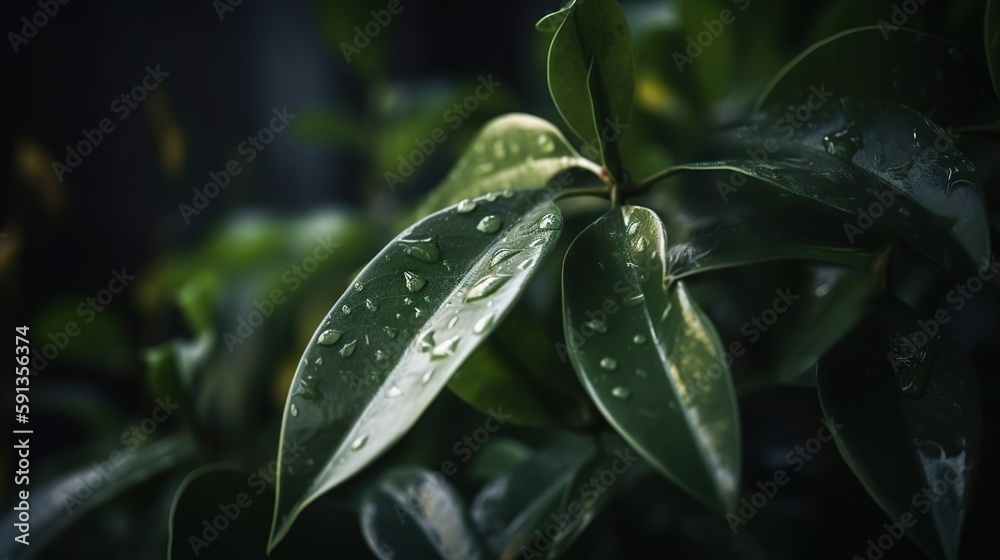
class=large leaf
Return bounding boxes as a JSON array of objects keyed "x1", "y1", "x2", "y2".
[
  {"x1": 817, "y1": 299, "x2": 981, "y2": 560},
  {"x1": 544, "y1": 0, "x2": 635, "y2": 163},
  {"x1": 756, "y1": 27, "x2": 999, "y2": 127},
  {"x1": 562, "y1": 205, "x2": 740, "y2": 515},
  {"x1": 679, "y1": 97, "x2": 990, "y2": 273},
  {"x1": 988, "y1": 0, "x2": 1000, "y2": 99},
  {"x1": 360, "y1": 467, "x2": 488, "y2": 560},
  {"x1": 0, "y1": 434, "x2": 195, "y2": 560},
  {"x1": 269, "y1": 190, "x2": 565, "y2": 549},
  {"x1": 416, "y1": 114, "x2": 602, "y2": 218}
]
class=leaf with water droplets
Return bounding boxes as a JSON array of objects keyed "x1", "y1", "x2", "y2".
[
  {"x1": 562, "y1": 205, "x2": 740, "y2": 515},
  {"x1": 817, "y1": 298, "x2": 981, "y2": 560},
  {"x1": 679, "y1": 97, "x2": 990, "y2": 273},
  {"x1": 270, "y1": 190, "x2": 564, "y2": 550},
  {"x1": 360, "y1": 467, "x2": 489, "y2": 560},
  {"x1": 415, "y1": 114, "x2": 602, "y2": 218}
]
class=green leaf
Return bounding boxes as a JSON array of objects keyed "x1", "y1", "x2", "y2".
[
  {"x1": 416, "y1": 114, "x2": 602, "y2": 218},
  {"x1": 679, "y1": 97, "x2": 990, "y2": 272},
  {"x1": 535, "y1": 1, "x2": 574, "y2": 34},
  {"x1": 562, "y1": 205, "x2": 740, "y2": 515},
  {"x1": 360, "y1": 467, "x2": 488, "y2": 560},
  {"x1": 0, "y1": 434, "x2": 195, "y2": 560},
  {"x1": 545, "y1": 0, "x2": 635, "y2": 162},
  {"x1": 987, "y1": 0, "x2": 1000, "y2": 99},
  {"x1": 448, "y1": 340, "x2": 553, "y2": 426},
  {"x1": 756, "y1": 27, "x2": 999, "y2": 127},
  {"x1": 817, "y1": 299, "x2": 981, "y2": 560},
  {"x1": 270, "y1": 190, "x2": 565, "y2": 549}
]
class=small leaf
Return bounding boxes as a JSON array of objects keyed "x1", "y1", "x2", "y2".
[
  {"x1": 417, "y1": 114, "x2": 602, "y2": 218},
  {"x1": 270, "y1": 190, "x2": 564, "y2": 549},
  {"x1": 545, "y1": 0, "x2": 635, "y2": 159},
  {"x1": 680, "y1": 97, "x2": 990, "y2": 272},
  {"x1": 360, "y1": 467, "x2": 488, "y2": 560},
  {"x1": 448, "y1": 340, "x2": 553, "y2": 426},
  {"x1": 817, "y1": 299, "x2": 981, "y2": 560},
  {"x1": 562, "y1": 206, "x2": 740, "y2": 515},
  {"x1": 987, "y1": 0, "x2": 1000, "y2": 99},
  {"x1": 756, "y1": 26, "x2": 999, "y2": 127}
]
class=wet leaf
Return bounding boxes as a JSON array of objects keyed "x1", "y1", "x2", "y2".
[
  {"x1": 360, "y1": 467, "x2": 488, "y2": 560},
  {"x1": 817, "y1": 299, "x2": 981, "y2": 560},
  {"x1": 416, "y1": 114, "x2": 602, "y2": 218},
  {"x1": 562, "y1": 205, "x2": 740, "y2": 515},
  {"x1": 679, "y1": 97, "x2": 990, "y2": 273},
  {"x1": 270, "y1": 190, "x2": 564, "y2": 549}
]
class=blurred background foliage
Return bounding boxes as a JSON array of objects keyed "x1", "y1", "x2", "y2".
[{"x1": 1, "y1": 0, "x2": 998, "y2": 558}]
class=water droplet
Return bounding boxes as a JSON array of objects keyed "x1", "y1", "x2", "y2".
[
  {"x1": 353, "y1": 282, "x2": 364, "y2": 292},
  {"x1": 490, "y1": 248, "x2": 521, "y2": 268},
  {"x1": 477, "y1": 215, "x2": 502, "y2": 234},
  {"x1": 386, "y1": 385, "x2": 403, "y2": 398},
  {"x1": 466, "y1": 274, "x2": 511, "y2": 301},
  {"x1": 473, "y1": 314, "x2": 495, "y2": 334},
  {"x1": 517, "y1": 257, "x2": 537, "y2": 271},
  {"x1": 350, "y1": 434, "x2": 368, "y2": 451},
  {"x1": 431, "y1": 336, "x2": 461, "y2": 359},
  {"x1": 375, "y1": 350, "x2": 389, "y2": 364},
  {"x1": 537, "y1": 134, "x2": 555, "y2": 153},
  {"x1": 315, "y1": 357, "x2": 323, "y2": 365},
  {"x1": 626, "y1": 222, "x2": 641, "y2": 237},
  {"x1": 635, "y1": 369, "x2": 648, "y2": 378},
  {"x1": 384, "y1": 326, "x2": 398, "y2": 338},
  {"x1": 528, "y1": 238, "x2": 546, "y2": 248},
  {"x1": 403, "y1": 271, "x2": 427, "y2": 293},
  {"x1": 421, "y1": 369, "x2": 435, "y2": 384},
  {"x1": 318, "y1": 329, "x2": 343, "y2": 345},
  {"x1": 365, "y1": 298, "x2": 378, "y2": 311},
  {"x1": 339, "y1": 340, "x2": 357, "y2": 357},
  {"x1": 447, "y1": 316, "x2": 459, "y2": 329},
  {"x1": 475, "y1": 162, "x2": 495, "y2": 175},
  {"x1": 611, "y1": 386, "x2": 632, "y2": 400},
  {"x1": 539, "y1": 213, "x2": 563, "y2": 231},
  {"x1": 403, "y1": 297, "x2": 413, "y2": 305},
  {"x1": 885, "y1": 159, "x2": 913, "y2": 180},
  {"x1": 456, "y1": 199, "x2": 477, "y2": 213},
  {"x1": 621, "y1": 293, "x2": 645, "y2": 308},
  {"x1": 502, "y1": 189, "x2": 514, "y2": 198},
  {"x1": 342, "y1": 305, "x2": 352, "y2": 315},
  {"x1": 822, "y1": 130, "x2": 861, "y2": 161},
  {"x1": 418, "y1": 331, "x2": 435, "y2": 352},
  {"x1": 898, "y1": 206, "x2": 911, "y2": 217},
  {"x1": 492, "y1": 140, "x2": 507, "y2": 159},
  {"x1": 290, "y1": 404, "x2": 298, "y2": 417},
  {"x1": 485, "y1": 191, "x2": 500, "y2": 201},
  {"x1": 633, "y1": 334, "x2": 647, "y2": 345},
  {"x1": 600, "y1": 357, "x2": 618, "y2": 370},
  {"x1": 633, "y1": 236, "x2": 647, "y2": 253},
  {"x1": 584, "y1": 320, "x2": 608, "y2": 334},
  {"x1": 400, "y1": 237, "x2": 440, "y2": 263},
  {"x1": 815, "y1": 284, "x2": 830, "y2": 297}
]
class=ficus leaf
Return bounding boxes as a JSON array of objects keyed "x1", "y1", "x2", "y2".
[
  {"x1": 269, "y1": 190, "x2": 564, "y2": 550},
  {"x1": 561, "y1": 205, "x2": 740, "y2": 515}
]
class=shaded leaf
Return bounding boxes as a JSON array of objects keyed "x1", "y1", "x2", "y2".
[
  {"x1": 679, "y1": 97, "x2": 990, "y2": 272},
  {"x1": 270, "y1": 190, "x2": 564, "y2": 549},
  {"x1": 448, "y1": 340, "x2": 553, "y2": 426},
  {"x1": 562, "y1": 205, "x2": 740, "y2": 514},
  {"x1": 817, "y1": 299, "x2": 981, "y2": 560},
  {"x1": 417, "y1": 114, "x2": 602, "y2": 218},
  {"x1": 756, "y1": 27, "x2": 999, "y2": 127},
  {"x1": 360, "y1": 467, "x2": 488, "y2": 560}
]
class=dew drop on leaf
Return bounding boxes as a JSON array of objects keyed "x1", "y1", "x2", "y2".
[
  {"x1": 350, "y1": 434, "x2": 368, "y2": 451},
  {"x1": 317, "y1": 329, "x2": 342, "y2": 346},
  {"x1": 466, "y1": 274, "x2": 511, "y2": 301},
  {"x1": 611, "y1": 386, "x2": 632, "y2": 400},
  {"x1": 418, "y1": 331, "x2": 435, "y2": 352},
  {"x1": 585, "y1": 320, "x2": 608, "y2": 334},
  {"x1": 399, "y1": 237, "x2": 440, "y2": 263},
  {"x1": 421, "y1": 369, "x2": 435, "y2": 385},
  {"x1": 600, "y1": 357, "x2": 618, "y2": 370},
  {"x1": 365, "y1": 298, "x2": 378, "y2": 311},
  {"x1": 403, "y1": 271, "x2": 427, "y2": 293},
  {"x1": 490, "y1": 248, "x2": 521, "y2": 268},
  {"x1": 456, "y1": 199, "x2": 477, "y2": 213},
  {"x1": 477, "y1": 215, "x2": 502, "y2": 234},
  {"x1": 386, "y1": 385, "x2": 403, "y2": 398},
  {"x1": 383, "y1": 326, "x2": 397, "y2": 338},
  {"x1": 290, "y1": 404, "x2": 298, "y2": 417},
  {"x1": 375, "y1": 350, "x2": 388, "y2": 364},
  {"x1": 431, "y1": 336, "x2": 461, "y2": 359},
  {"x1": 353, "y1": 282, "x2": 364, "y2": 292},
  {"x1": 473, "y1": 314, "x2": 495, "y2": 334},
  {"x1": 339, "y1": 340, "x2": 357, "y2": 357},
  {"x1": 539, "y1": 213, "x2": 563, "y2": 231},
  {"x1": 633, "y1": 334, "x2": 647, "y2": 345},
  {"x1": 447, "y1": 316, "x2": 459, "y2": 329},
  {"x1": 314, "y1": 357, "x2": 323, "y2": 365},
  {"x1": 342, "y1": 305, "x2": 352, "y2": 315},
  {"x1": 537, "y1": 134, "x2": 555, "y2": 153}
]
